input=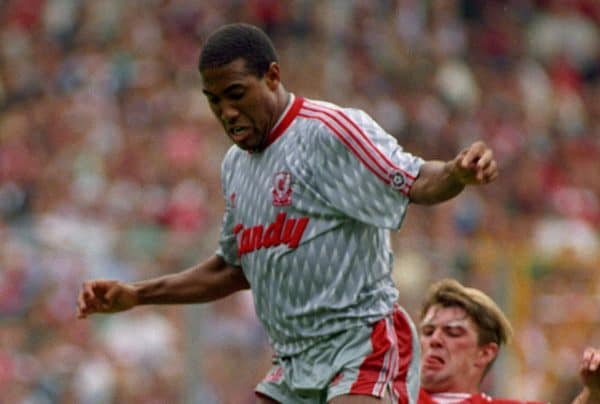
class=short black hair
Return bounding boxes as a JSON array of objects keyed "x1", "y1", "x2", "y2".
[{"x1": 198, "y1": 23, "x2": 278, "y2": 77}]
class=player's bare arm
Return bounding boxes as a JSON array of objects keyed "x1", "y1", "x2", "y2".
[
  {"x1": 76, "y1": 255, "x2": 249, "y2": 319},
  {"x1": 572, "y1": 347, "x2": 600, "y2": 404},
  {"x1": 409, "y1": 141, "x2": 498, "y2": 205}
]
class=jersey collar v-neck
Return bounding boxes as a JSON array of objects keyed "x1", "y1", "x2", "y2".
[{"x1": 262, "y1": 93, "x2": 304, "y2": 149}]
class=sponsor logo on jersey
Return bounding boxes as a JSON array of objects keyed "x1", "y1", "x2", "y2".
[
  {"x1": 272, "y1": 171, "x2": 292, "y2": 206},
  {"x1": 233, "y1": 212, "x2": 309, "y2": 257}
]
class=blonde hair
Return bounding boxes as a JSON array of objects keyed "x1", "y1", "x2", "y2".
[{"x1": 420, "y1": 278, "x2": 513, "y2": 347}]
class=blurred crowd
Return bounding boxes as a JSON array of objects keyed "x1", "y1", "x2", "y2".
[{"x1": 0, "y1": 0, "x2": 598, "y2": 402}]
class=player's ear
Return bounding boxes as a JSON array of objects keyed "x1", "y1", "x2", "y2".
[
  {"x1": 475, "y1": 342, "x2": 498, "y2": 369},
  {"x1": 265, "y1": 62, "x2": 281, "y2": 90}
]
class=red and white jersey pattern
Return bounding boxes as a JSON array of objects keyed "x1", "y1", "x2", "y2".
[
  {"x1": 217, "y1": 94, "x2": 424, "y2": 356},
  {"x1": 418, "y1": 390, "x2": 546, "y2": 404}
]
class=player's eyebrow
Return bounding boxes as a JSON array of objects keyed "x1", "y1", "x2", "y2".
[
  {"x1": 420, "y1": 317, "x2": 470, "y2": 329},
  {"x1": 202, "y1": 83, "x2": 245, "y2": 97}
]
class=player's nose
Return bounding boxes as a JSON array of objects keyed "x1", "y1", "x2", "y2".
[
  {"x1": 427, "y1": 329, "x2": 444, "y2": 347},
  {"x1": 220, "y1": 102, "x2": 240, "y2": 122}
]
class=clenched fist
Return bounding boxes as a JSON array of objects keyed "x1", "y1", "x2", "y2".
[
  {"x1": 76, "y1": 280, "x2": 138, "y2": 318},
  {"x1": 450, "y1": 141, "x2": 498, "y2": 185}
]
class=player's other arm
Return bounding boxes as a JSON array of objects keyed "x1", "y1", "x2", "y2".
[
  {"x1": 572, "y1": 347, "x2": 600, "y2": 404},
  {"x1": 409, "y1": 141, "x2": 498, "y2": 205},
  {"x1": 76, "y1": 255, "x2": 249, "y2": 318}
]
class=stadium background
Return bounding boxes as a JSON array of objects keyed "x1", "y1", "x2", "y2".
[{"x1": 0, "y1": 0, "x2": 599, "y2": 402}]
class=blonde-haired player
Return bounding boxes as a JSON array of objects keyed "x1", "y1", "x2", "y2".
[{"x1": 417, "y1": 278, "x2": 600, "y2": 403}]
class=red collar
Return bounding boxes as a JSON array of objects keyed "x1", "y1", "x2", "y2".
[{"x1": 262, "y1": 94, "x2": 304, "y2": 149}]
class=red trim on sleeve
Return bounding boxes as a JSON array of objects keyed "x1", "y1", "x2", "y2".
[
  {"x1": 298, "y1": 110, "x2": 411, "y2": 196},
  {"x1": 303, "y1": 101, "x2": 415, "y2": 180}
]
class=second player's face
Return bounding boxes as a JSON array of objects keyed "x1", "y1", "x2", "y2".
[
  {"x1": 201, "y1": 58, "x2": 281, "y2": 151},
  {"x1": 419, "y1": 305, "x2": 493, "y2": 394}
]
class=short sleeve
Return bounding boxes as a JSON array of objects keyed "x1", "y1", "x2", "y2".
[
  {"x1": 215, "y1": 150, "x2": 241, "y2": 266},
  {"x1": 302, "y1": 103, "x2": 424, "y2": 229}
]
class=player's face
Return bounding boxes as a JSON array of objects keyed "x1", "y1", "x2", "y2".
[
  {"x1": 419, "y1": 305, "x2": 495, "y2": 394},
  {"x1": 201, "y1": 58, "x2": 281, "y2": 151}
]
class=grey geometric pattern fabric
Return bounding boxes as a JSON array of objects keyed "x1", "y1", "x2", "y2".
[{"x1": 216, "y1": 95, "x2": 424, "y2": 356}]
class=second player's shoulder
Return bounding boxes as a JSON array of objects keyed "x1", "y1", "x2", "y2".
[
  {"x1": 481, "y1": 394, "x2": 547, "y2": 404},
  {"x1": 418, "y1": 391, "x2": 547, "y2": 404}
]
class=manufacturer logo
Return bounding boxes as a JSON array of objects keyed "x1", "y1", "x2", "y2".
[
  {"x1": 266, "y1": 366, "x2": 284, "y2": 382},
  {"x1": 229, "y1": 193, "x2": 236, "y2": 208},
  {"x1": 272, "y1": 172, "x2": 292, "y2": 206}
]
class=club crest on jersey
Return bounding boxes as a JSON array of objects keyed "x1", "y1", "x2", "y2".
[
  {"x1": 272, "y1": 171, "x2": 293, "y2": 206},
  {"x1": 390, "y1": 171, "x2": 406, "y2": 190}
]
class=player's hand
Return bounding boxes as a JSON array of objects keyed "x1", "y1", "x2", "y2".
[
  {"x1": 76, "y1": 279, "x2": 138, "y2": 319},
  {"x1": 581, "y1": 347, "x2": 600, "y2": 392},
  {"x1": 450, "y1": 141, "x2": 498, "y2": 185}
]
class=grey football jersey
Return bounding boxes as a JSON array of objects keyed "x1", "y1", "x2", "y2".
[{"x1": 216, "y1": 95, "x2": 424, "y2": 356}]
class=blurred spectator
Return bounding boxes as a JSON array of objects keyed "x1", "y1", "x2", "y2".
[{"x1": 1, "y1": 0, "x2": 598, "y2": 402}]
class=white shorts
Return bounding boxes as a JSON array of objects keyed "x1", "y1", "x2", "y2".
[{"x1": 255, "y1": 305, "x2": 421, "y2": 403}]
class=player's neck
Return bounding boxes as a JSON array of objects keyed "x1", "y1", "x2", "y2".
[
  {"x1": 274, "y1": 87, "x2": 291, "y2": 122},
  {"x1": 266, "y1": 88, "x2": 291, "y2": 139}
]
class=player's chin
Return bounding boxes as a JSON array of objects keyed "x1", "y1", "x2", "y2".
[
  {"x1": 420, "y1": 364, "x2": 446, "y2": 383},
  {"x1": 419, "y1": 375, "x2": 442, "y2": 392},
  {"x1": 236, "y1": 137, "x2": 265, "y2": 152}
]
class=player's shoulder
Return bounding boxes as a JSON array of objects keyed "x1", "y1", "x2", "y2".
[
  {"x1": 301, "y1": 97, "x2": 371, "y2": 121},
  {"x1": 223, "y1": 144, "x2": 241, "y2": 159},
  {"x1": 221, "y1": 145, "x2": 242, "y2": 167},
  {"x1": 299, "y1": 97, "x2": 382, "y2": 145},
  {"x1": 220, "y1": 144, "x2": 243, "y2": 174}
]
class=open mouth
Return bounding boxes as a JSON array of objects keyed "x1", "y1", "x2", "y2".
[
  {"x1": 424, "y1": 355, "x2": 445, "y2": 368},
  {"x1": 230, "y1": 126, "x2": 251, "y2": 141}
]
